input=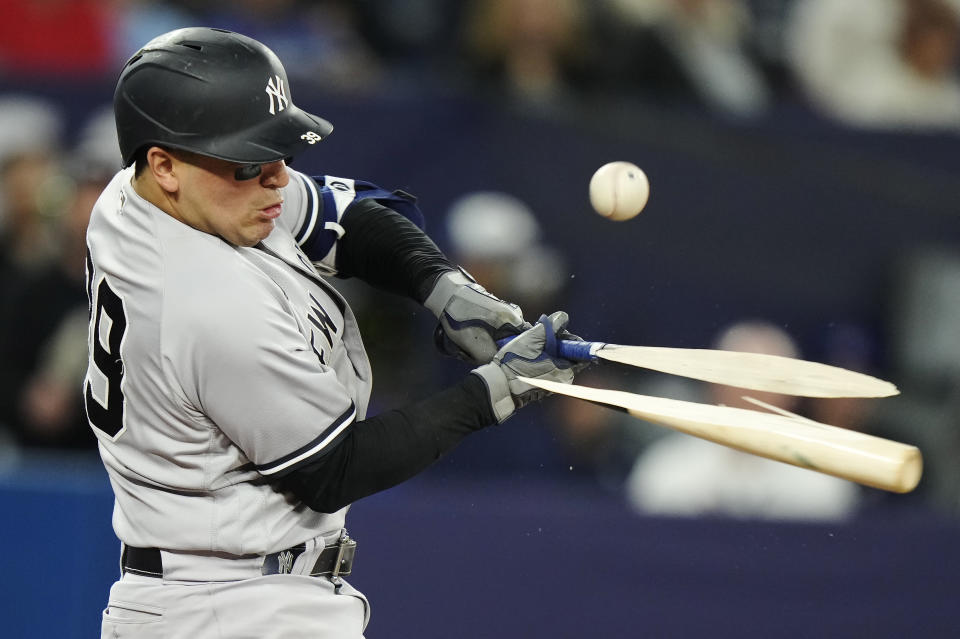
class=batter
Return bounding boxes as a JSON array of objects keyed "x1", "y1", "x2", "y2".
[{"x1": 88, "y1": 27, "x2": 583, "y2": 638}]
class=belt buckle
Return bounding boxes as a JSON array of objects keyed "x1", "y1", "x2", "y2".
[
  {"x1": 328, "y1": 531, "x2": 357, "y2": 591},
  {"x1": 332, "y1": 532, "x2": 357, "y2": 578}
]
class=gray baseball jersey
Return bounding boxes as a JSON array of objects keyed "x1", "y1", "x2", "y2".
[{"x1": 85, "y1": 167, "x2": 372, "y2": 557}]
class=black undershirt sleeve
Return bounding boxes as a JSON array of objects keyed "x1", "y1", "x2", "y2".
[
  {"x1": 274, "y1": 374, "x2": 497, "y2": 513},
  {"x1": 277, "y1": 197, "x2": 494, "y2": 511},
  {"x1": 335, "y1": 197, "x2": 457, "y2": 303}
]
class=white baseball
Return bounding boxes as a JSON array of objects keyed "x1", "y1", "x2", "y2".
[{"x1": 589, "y1": 161, "x2": 650, "y2": 221}]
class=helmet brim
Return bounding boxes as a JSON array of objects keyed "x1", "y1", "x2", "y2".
[{"x1": 178, "y1": 105, "x2": 334, "y2": 165}]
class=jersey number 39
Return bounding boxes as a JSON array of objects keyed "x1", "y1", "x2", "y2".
[{"x1": 85, "y1": 271, "x2": 128, "y2": 439}]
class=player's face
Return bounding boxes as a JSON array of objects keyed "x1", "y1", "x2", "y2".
[{"x1": 171, "y1": 151, "x2": 290, "y2": 247}]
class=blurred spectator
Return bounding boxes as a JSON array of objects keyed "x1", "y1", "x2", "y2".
[
  {"x1": 624, "y1": 320, "x2": 860, "y2": 521},
  {"x1": 198, "y1": 0, "x2": 383, "y2": 94},
  {"x1": 443, "y1": 190, "x2": 649, "y2": 481},
  {"x1": 445, "y1": 190, "x2": 568, "y2": 319},
  {"x1": 0, "y1": 95, "x2": 67, "y2": 449},
  {"x1": 806, "y1": 321, "x2": 884, "y2": 432},
  {"x1": 881, "y1": 247, "x2": 960, "y2": 516},
  {"x1": 598, "y1": 0, "x2": 771, "y2": 117},
  {"x1": 545, "y1": 365, "x2": 654, "y2": 490},
  {"x1": 18, "y1": 307, "x2": 91, "y2": 447},
  {"x1": 460, "y1": 0, "x2": 595, "y2": 114},
  {"x1": 741, "y1": 0, "x2": 801, "y2": 95},
  {"x1": 549, "y1": 359, "x2": 712, "y2": 491},
  {"x1": 0, "y1": 0, "x2": 113, "y2": 77},
  {"x1": 787, "y1": 0, "x2": 960, "y2": 131},
  {"x1": 419, "y1": 190, "x2": 576, "y2": 474},
  {"x1": 352, "y1": 0, "x2": 465, "y2": 89},
  {"x1": 0, "y1": 96, "x2": 66, "y2": 275},
  {"x1": 106, "y1": 0, "x2": 198, "y2": 71},
  {"x1": 0, "y1": 105, "x2": 116, "y2": 448},
  {"x1": 65, "y1": 105, "x2": 124, "y2": 183}
]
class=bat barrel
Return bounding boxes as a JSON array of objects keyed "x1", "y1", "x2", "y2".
[
  {"x1": 520, "y1": 377, "x2": 923, "y2": 494},
  {"x1": 633, "y1": 399, "x2": 923, "y2": 493},
  {"x1": 683, "y1": 418, "x2": 924, "y2": 494}
]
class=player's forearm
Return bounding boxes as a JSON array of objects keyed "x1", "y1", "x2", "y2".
[
  {"x1": 274, "y1": 374, "x2": 496, "y2": 513},
  {"x1": 336, "y1": 198, "x2": 456, "y2": 302}
]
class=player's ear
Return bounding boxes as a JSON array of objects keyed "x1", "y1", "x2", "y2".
[{"x1": 146, "y1": 146, "x2": 179, "y2": 193}]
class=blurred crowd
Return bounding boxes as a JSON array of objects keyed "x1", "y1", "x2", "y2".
[
  {"x1": 2, "y1": 0, "x2": 960, "y2": 522},
  {"x1": 2, "y1": 0, "x2": 960, "y2": 128}
]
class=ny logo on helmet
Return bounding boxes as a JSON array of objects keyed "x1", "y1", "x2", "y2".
[{"x1": 265, "y1": 75, "x2": 288, "y2": 115}]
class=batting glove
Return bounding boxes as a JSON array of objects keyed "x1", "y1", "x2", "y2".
[
  {"x1": 424, "y1": 270, "x2": 528, "y2": 364},
  {"x1": 472, "y1": 311, "x2": 581, "y2": 423}
]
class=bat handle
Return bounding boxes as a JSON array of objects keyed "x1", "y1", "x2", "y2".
[
  {"x1": 495, "y1": 337, "x2": 605, "y2": 362},
  {"x1": 558, "y1": 339, "x2": 605, "y2": 361}
]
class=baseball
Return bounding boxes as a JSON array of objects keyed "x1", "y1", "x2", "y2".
[{"x1": 589, "y1": 161, "x2": 650, "y2": 221}]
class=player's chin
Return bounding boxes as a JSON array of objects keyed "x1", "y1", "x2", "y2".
[
  {"x1": 234, "y1": 219, "x2": 276, "y2": 247},
  {"x1": 256, "y1": 215, "x2": 279, "y2": 235}
]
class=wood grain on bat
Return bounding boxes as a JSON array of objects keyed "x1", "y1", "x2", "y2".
[
  {"x1": 522, "y1": 377, "x2": 921, "y2": 493},
  {"x1": 596, "y1": 346, "x2": 898, "y2": 398}
]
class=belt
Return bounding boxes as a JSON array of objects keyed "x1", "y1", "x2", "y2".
[{"x1": 121, "y1": 532, "x2": 357, "y2": 580}]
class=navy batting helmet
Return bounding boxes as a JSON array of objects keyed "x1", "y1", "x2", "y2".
[{"x1": 114, "y1": 27, "x2": 333, "y2": 167}]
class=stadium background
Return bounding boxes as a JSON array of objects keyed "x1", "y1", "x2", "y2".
[{"x1": 1, "y1": 1, "x2": 958, "y2": 636}]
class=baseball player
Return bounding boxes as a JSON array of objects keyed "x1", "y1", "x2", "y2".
[{"x1": 87, "y1": 27, "x2": 583, "y2": 638}]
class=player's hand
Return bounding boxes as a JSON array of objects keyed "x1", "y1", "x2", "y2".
[
  {"x1": 424, "y1": 270, "x2": 528, "y2": 364},
  {"x1": 471, "y1": 311, "x2": 583, "y2": 423}
]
